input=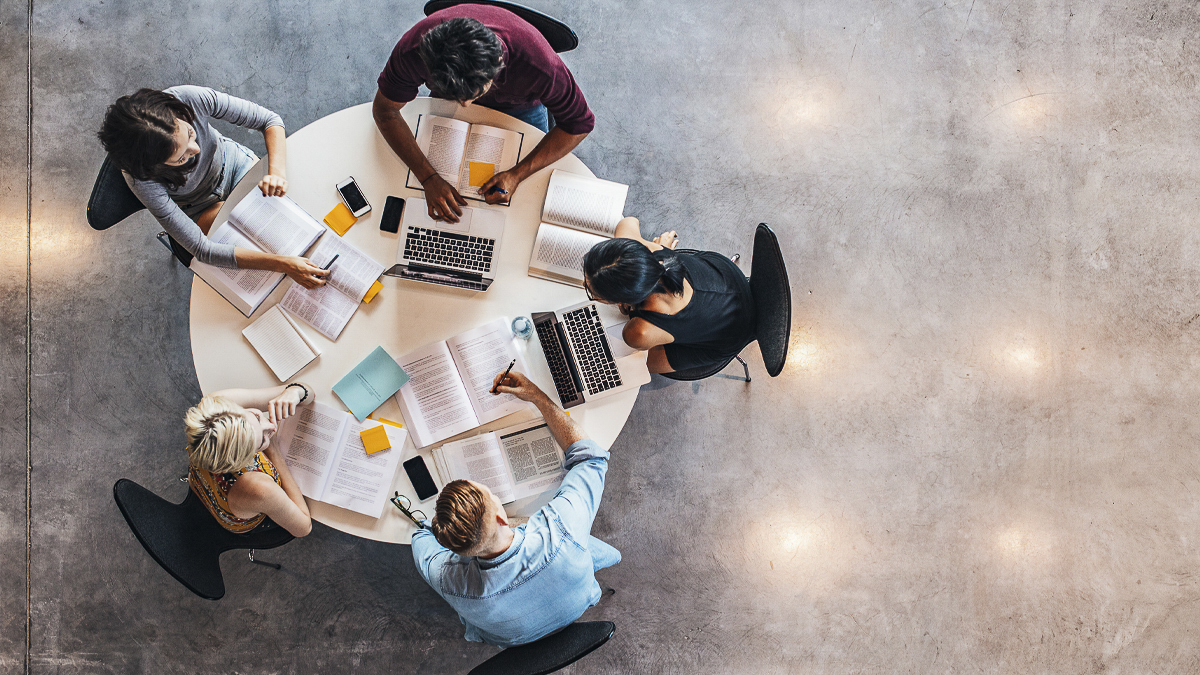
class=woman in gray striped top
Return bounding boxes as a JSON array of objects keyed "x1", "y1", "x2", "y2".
[{"x1": 97, "y1": 85, "x2": 328, "y2": 288}]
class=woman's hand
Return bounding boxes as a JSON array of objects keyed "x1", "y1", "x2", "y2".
[
  {"x1": 653, "y1": 230, "x2": 679, "y2": 249},
  {"x1": 617, "y1": 303, "x2": 635, "y2": 316},
  {"x1": 266, "y1": 384, "x2": 307, "y2": 424},
  {"x1": 258, "y1": 173, "x2": 288, "y2": 197},
  {"x1": 278, "y1": 256, "x2": 329, "y2": 289}
]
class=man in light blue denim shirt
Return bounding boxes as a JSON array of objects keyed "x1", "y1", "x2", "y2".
[{"x1": 411, "y1": 371, "x2": 621, "y2": 647}]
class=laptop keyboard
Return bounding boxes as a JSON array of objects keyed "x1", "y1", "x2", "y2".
[
  {"x1": 535, "y1": 319, "x2": 584, "y2": 408},
  {"x1": 562, "y1": 305, "x2": 623, "y2": 395},
  {"x1": 404, "y1": 226, "x2": 495, "y2": 273}
]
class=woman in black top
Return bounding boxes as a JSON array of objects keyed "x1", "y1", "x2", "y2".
[{"x1": 582, "y1": 217, "x2": 756, "y2": 374}]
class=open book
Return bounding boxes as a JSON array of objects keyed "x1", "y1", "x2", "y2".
[
  {"x1": 405, "y1": 114, "x2": 524, "y2": 202},
  {"x1": 393, "y1": 317, "x2": 532, "y2": 448},
  {"x1": 528, "y1": 170, "x2": 629, "y2": 286},
  {"x1": 191, "y1": 190, "x2": 326, "y2": 316},
  {"x1": 279, "y1": 234, "x2": 386, "y2": 340},
  {"x1": 241, "y1": 305, "x2": 320, "y2": 381},
  {"x1": 277, "y1": 402, "x2": 408, "y2": 519},
  {"x1": 432, "y1": 420, "x2": 565, "y2": 504}
]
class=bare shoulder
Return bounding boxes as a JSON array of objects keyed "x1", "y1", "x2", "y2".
[
  {"x1": 622, "y1": 318, "x2": 670, "y2": 349},
  {"x1": 227, "y1": 471, "x2": 281, "y2": 508}
]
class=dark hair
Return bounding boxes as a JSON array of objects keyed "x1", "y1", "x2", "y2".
[
  {"x1": 97, "y1": 88, "x2": 197, "y2": 189},
  {"x1": 583, "y1": 239, "x2": 688, "y2": 305},
  {"x1": 419, "y1": 18, "x2": 504, "y2": 102},
  {"x1": 431, "y1": 479, "x2": 490, "y2": 554}
]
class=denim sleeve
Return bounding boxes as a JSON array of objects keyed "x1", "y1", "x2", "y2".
[
  {"x1": 123, "y1": 173, "x2": 239, "y2": 268},
  {"x1": 170, "y1": 85, "x2": 284, "y2": 131},
  {"x1": 410, "y1": 523, "x2": 449, "y2": 586},
  {"x1": 546, "y1": 438, "x2": 609, "y2": 538}
]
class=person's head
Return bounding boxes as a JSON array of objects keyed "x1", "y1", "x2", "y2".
[
  {"x1": 419, "y1": 17, "x2": 504, "y2": 104},
  {"x1": 184, "y1": 396, "x2": 277, "y2": 474},
  {"x1": 583, "y1": 238, "x2": 688, "y2": 306},
  {"x1": 96, "y1": 88, "x2": 199, "y2": 189},
  {"x1": 430, "y1": 479, "x2": 509, "y2": 555}
]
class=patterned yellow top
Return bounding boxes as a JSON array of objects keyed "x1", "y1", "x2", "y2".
[{"x1": 189, "y1": 451, "x2": 281, "y2": 533}]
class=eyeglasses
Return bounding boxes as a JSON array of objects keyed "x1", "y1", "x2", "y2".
[
  {"x1": 583, "y1": 281, "x2": 599, "y2": 302},
  {"x1": 390, "y1": 492, "x2": 428, "y2": 528}
]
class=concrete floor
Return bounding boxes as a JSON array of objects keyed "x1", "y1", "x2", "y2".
[{"x1": 4, "y1": 0, "x2": 1200, "y2": 672}]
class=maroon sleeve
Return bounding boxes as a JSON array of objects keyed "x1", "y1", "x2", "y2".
[
  {"x1": 376, "y1": 28, "x2": 428, "y2": 104},
  {"x1": 539, "y1": 60, "x2": 594, "y2": 135}
]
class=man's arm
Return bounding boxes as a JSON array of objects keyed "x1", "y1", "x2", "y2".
[
  {"x1": 372, "y1": 89, "x2": 468, "y2": 222},
  {"x1": 479, "y1": 127, "x2": 588, "y2": 205},
  {"x1": 491, "y1": 371, "x2": 586, "y2": 449}
]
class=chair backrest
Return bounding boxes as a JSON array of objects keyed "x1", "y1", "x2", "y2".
[
  {"x1": 468, "y1": 621, "x2": 615, "y2": 675},
  {"x1": 87, "y1": 156, "x2": 145, "y2": 231},
  {"x1": 423, "y1": 0, "x2": 579, "y2": 53},
  {"x1": 112, "y1": 479, "x2": 293, "y2": 600},
  {"x1": 749, "y1": 223, "x2": 791, "y2": 377}
]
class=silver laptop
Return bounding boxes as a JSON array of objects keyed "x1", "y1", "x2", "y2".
[
  {"x1": 532, "y1": 301, "x2": 652, "y2": 409},
  {"x1": 384, "y1": 197, "x2": 506, "y2": 291}
]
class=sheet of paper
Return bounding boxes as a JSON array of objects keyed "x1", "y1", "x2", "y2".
[
  {"x1": 279, "y1": 282, "x2": 358, "y2": 340},
  {"x1": 446, "y1": 318, "x2": 532, "y2": 425},
  {"x1": 393, "y1": 341, "x2": 479, "y2": 447},
  {"x1": 528, "y1": 223, "x2": 608, "y2": 286},
  {"x1": 229, "y1": 190, "x2": 324, "y2": 255},
  {"x1": 440, "y1": 433, "x2": 515, "y2": 504},
  {"x1": 407, "y1": 114, "x2": 471, "y2": 189},
  {"x1": 321, "y1": 420, "x2": 408, "y2": 519},
  {"x1": 332, "y1": 346, "x2": 411, "y2": 422},
  {"x1": 277, "y1": 402, "x2": 349, "y2": 498},
  {"x1": 456, "y1": 124, "x2": 522, "y2": 197},
  {"x1": 241, "y1": 305, "x2": 320, "y2": 381},
  {"x1": 306, "y1": 234, "x2": 386, "y2": 302},
  {"x1": 498, "y1": 422, "x2": 566, "y2": 501},
  {"x1": 541, "y1": 170, "x2": 628, "y2": 237}
]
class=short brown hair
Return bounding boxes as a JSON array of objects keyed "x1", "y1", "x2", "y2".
[{"x1": 431, "y1": 480, "x2": 490, "y2": 554}]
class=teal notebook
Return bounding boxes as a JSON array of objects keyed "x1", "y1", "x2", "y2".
[{"x1": 332, "y1": 346, "x2": 410, "y2": 421}]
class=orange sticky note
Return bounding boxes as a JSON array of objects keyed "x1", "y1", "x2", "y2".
[
  {"x1": 468, "y1": 161, "x2": 495, "y2": 187},
  {"x1": 324, "y1": 202, "x2": 357, "y2": 236},
  {"x1": 360, "y1": 425, "x2": 391, "y2": 455},
  {"x1": 378, "y1": 417, "x2": 405, "y2": 429},
  {"x1": 362, "y1": 279, "x2": 383, "y2": 303}
]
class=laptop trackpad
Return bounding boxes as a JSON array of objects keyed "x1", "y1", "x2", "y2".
[
  {"x1": 438, "y1": 209, "x2": 473, "y2": 233},
  {"x1": 605, "y1": 324, "x2": 637, "y2": 359}
]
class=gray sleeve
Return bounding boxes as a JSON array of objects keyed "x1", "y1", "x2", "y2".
[
  {"x1": 124, "y1": 173, "x2": 239, "y2": 268},
  {"x1": 169, "y1": 85, "x2": 284, "y2": 132}
]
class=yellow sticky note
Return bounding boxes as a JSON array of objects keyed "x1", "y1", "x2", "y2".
[
  {"x1": 378, "y1": 417, "x2": 405, "y2": 429},
  {"x1": 360, "y1": 425, "x2": 391, "y2": 455},
  {"x1": 468, "y1": 161, "x2": 495, "y2": 187},
  {"x1": 324, "y1": 202, "x2": 357, "y2": 236},
  {"x1": 362, "y1": 279, "x2": 383, "y2": 303}
]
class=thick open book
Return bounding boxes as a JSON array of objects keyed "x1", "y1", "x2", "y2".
[
  {"x1": 528, "y1": 170, "x2": 629, "y2": 286},
  {"x1": 279, "y1": 234, "x2": 386, "y2": 340},
  {"x1": 191, "y1": 190, "x2": 326, "y2": 316},
  {"x1": 277, "y1": 402, "x2": 408, "y2": 519},
  {"x1": 393, "y1": 317, "x2": 532, "y2": 448},
  {"x1": 241, "y1": 305, "x2": 320, "y2": 381},
  {"x1": 432, "y1": 420, "x2": 565, "y2": 504},
  {"x1": 405, "y1": 114, "x2": 524, "y2": 202}
]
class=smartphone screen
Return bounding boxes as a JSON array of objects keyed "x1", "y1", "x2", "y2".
[
  {"x1": 339, "y1": 180, "x2": 369, "y2": 213},
  {"x1": 403, "y1": 456, "x2": 439, "y2": 501},
  {"x1": 381, "y1": 196, "x2": 404, "y2": 233}
]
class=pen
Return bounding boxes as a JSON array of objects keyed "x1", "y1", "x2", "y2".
[
  {"x1": 491, "y1": 358, "x2": 517, "y2": 394},
  {"x1": 322, "y1": 254, "x2": 340, "y2": 271},
  {"x1": 488, "y1": 187, "x2": 509, "y2": 195}
]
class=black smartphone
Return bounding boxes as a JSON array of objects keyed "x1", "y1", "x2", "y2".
[
  {"x1": 380, "y1": 195, "x2": 405, "y2": 233},
  {"x1": 403, "y1": 456, "x2": 439, "y2": 501}
]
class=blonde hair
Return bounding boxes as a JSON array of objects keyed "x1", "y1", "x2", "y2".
[
  {"x1": 431, "y1": 480, "x2": 491, "y2": 554},
  {"x1": 184, "y1": 396, "x2": 259, "y2": 474}
]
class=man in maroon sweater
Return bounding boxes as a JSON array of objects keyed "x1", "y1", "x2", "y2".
[{"x1": 373, "y1": 5, "x2": 594, "y2": 222}]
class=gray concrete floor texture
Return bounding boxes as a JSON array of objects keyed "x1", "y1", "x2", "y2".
[{"x1": 3, "y1": 0, "x2": 1200, "y2": 672}]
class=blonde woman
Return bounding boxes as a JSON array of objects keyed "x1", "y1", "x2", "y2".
[{"x1": 185, "y1": 383, "x2": 314, "y2": 537}]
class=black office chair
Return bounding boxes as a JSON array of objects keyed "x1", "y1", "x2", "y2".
[
  {"x1": 661, "y1": 223, "x2": 792, "y2": 383},
  {"x1": 87, "y1": 156, "x2": 195, "y2": 266},
  {"x1": 112, "y1": 478, "x2": 294, "y2": 601},
  {"x1": 468, "y1": 621, "x2": 615, "y2": 675},
  {"x1": 423, "y1": 0, "x2": 579, "y2": 53}
]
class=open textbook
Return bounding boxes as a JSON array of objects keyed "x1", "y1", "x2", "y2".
[
  {"x1": 241, "y1": 305, "x2": 320, "y2": 381},
  {"x1": 432, "y1": 420, "x2": 565, "y2": 504},
  {"x1": 277, "y1": 402, "x2": 408, "y2": 519},
  {"x1": 528, "y1": 170, "x2": 629, "y2": 286},
  {"x1": 393, "y1": 318, "x2": 532, "y2": 448},
  {"x1": 405, "y1": 114, "x2": 525, "y2": 201},
  {"x1": 279, "y1": 234, "x2": 386, "y2": 340},
  {"x1": 191, "y1": 190, "x2": 326, "y2": 316}
]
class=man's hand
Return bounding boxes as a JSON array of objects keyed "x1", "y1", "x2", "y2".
[
  {"x1": 492, "y1": 370, "x2": 546, "y2": 403},
  {"x1": 423, "y1": 174, "x2": 467, "y2": 222},
  {"x1": 479, "y1": 169, "x2": 521, "y2": 205}
]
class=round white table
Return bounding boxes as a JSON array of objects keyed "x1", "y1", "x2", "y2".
[{"x1": 190, "y1": 98, "x2": 640, "y2": 543}]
